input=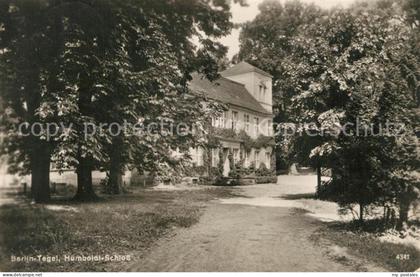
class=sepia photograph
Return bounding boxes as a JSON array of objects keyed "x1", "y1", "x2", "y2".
[{"x1": 0, "y1": 0, "x2": 419, "y2": 275}]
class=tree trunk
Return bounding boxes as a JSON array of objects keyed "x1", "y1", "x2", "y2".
[
  {"x1": 108, "y1": 158, "x2": 122, "y2": 194},
  {"x1": 74, "y1": 157, "x2": 98, "y2": 201},
  {"x1": 359, "y1": 203, "x2": 364, "y2": 224},
  {"x1": 384, "y1": 205, "x2": 390, "y2": 226},
  {"x1": 397, "y1": 196, "x2": 410, "y2": 230},
  {"x1": 30, "y1": 146, "x2": 51, "y2": 203},
  {"x1": 107, "y1": 138, "x2": 123, "y2": 194},
  {"x1": 316, "y1": 166, "x2": 321, "y2": 198}
]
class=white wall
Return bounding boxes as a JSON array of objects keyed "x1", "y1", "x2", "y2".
[{"x1": 223, "y1": 72, "x2": 272, "y2": 113}]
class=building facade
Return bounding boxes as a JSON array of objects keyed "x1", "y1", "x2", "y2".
[{"x1": 188, "y1": 62, "x2": 275, "y2": 178}]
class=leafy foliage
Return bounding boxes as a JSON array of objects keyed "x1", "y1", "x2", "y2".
[
  {"x1": 0, "y1": 0, "x2": 244, "y2": 201},
  {"x1": 238, "y1": 0, "x2": 420, "y2": 225}
]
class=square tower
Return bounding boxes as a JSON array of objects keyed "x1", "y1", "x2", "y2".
[{"x1": 221, "y1": 61, "x2": 273, "y2": 113}]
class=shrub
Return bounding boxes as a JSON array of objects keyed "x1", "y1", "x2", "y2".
[
  {"x1": 209, "y1": 167, "x2": 221, "y2": 178},
  {"x1": 248, "y1": 161, "x2": 255, "y2": 171},
  {"x1": 130, "y1": 170, "x2": 154, "y2": 187},
  {"x1": 192, "y1": 165, "x2": 207, "y2": 176},
  {"x1": 199, "y1": 176, "x2": 216, "y2": 185},
  {"x1": 256, "y1": 163, "x2": 275, "y2": 176},
  {"x1": 255, "y1": 176, "x2": 277, "y2": 184}
]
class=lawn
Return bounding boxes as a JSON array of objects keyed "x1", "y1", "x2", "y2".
[
  {"x1": 0, "y1": 186, "x2": 235, "y2": 272},
  {"x1": 313, "y1": 221, "x2": 420, "y2": 272}
]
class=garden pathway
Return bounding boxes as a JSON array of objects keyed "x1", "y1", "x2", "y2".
[{"x1": 127, "y1": 176, "x2": 386, "y2": 272}]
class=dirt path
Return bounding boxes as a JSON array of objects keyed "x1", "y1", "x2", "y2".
[{"x1": 127, "y1": 176, "x2": 386, "y2": 272}]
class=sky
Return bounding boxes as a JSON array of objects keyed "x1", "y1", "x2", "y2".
[{"x1": 221, "y1": 0, "x2": 360, "y2": 59}]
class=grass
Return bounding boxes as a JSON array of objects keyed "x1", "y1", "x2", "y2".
[
  {"x1": 314, "y1": 221, "x2": 420, "y2": 272},
  {"x1": 0, "y1": 186, "x2": 236, "y2": 272}
]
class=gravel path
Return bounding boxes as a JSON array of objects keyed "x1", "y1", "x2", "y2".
[{"x1": 127, "y1": 176, "x2": 386, "y2": 272}]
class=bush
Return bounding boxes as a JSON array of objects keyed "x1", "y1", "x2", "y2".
[
  {"x1": 256, "y1": 163, "x2": 275, "y2": 177},
  {"x1": 248, "y1": 161, "x2": 255, "y2": 171},
  {"x1": 213, "y1": 176, "x2": 228, "y2": 186},
  {"x1": 213, "y1": 177, "x2": 241, "y2": 186},
  {"x1": 199, "y1": 176, "x2": 214, "y2": 185},
  {"x1": 193, "y1": 165, "x2": 207, "y2": 176},
  {"x1": 255, "y1": 176, "x2": 277, "y2": 184},
  {"x1": 209, "y1": 167, "x2": 221, "y2": 178},
  {"x1": 181, "y1": 165, "x2": 207, "y2": 176},
  {"x1": 130, "y1": 170, "x2": 154, "y2": 187}
]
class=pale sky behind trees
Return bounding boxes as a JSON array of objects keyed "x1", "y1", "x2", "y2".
[{"x1": 222, "y1": 0, "x2": 364, "y2": 59}]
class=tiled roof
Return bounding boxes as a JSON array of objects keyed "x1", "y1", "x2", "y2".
[
  {"x1": 221, "y1": 61, "x2": 272, "y2": 78},
  {"x1": 189, "y1": 73, "x2": 271, "y2": 115}
]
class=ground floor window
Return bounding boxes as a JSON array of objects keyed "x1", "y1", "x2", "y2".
[
  {"x1": 265, "y1": 152, "x2": 271, "y2": 168},
  {"x1": 244, "y1": 151, "x2": 249, "y2": 166},
  {"x1": 233, "y1": 148, "x2": 239, "y2": 163},
  {"x1": 212, "y1": 148, "x2": 219, "y2": 167},
  {"x1": 255, "y1": 150, "x2": 260, "y2": 167},
  {"x1": 193, "y1": 147, "x2": 204, "y2": 166}
]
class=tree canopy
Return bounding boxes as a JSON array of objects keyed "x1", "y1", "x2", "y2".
[
  {"x1": 0, "y1": 0, "x2": 241, "y2": 201},
  {"x1": 238, "y1": 0, "x2": 419, "y2": 227}
]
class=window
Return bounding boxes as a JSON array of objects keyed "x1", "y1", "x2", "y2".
[
  {"x1": 265, "y1": 152, "x2": 271, "y2": 168},
  {"x1": 219, "y1": 111, "x2": 226, "y2": 128},
  {"x1": 233, "y1": 149, "x2": 239, "y2": 163},
  {"x1": 244, "y1": 114, "x2": 250, "y2": 132},
  {"x1": 255, "y1": 117, "x2": 259, "y2": 135},
  {"x1": 259, "y1": 82, "x2": 267, "y2": 101},
  {"x1": 255, "y1": 150, "x2": 260, "y2": 167},
  {"x1": 213, "y1": 115, "x2": 220, "y2": 128},
  {"x1": 244, "y1": 151, "x2": 249, "y2": 166},
  {"x1": 193, "y1": 147, "x2": 203, "y2": 166},
  {"x1": 212, "y1": 149, "x2": 218, "y2": 167},
  {"x1": 231, "y1": 111, "x2": 238, "y2": 130}
]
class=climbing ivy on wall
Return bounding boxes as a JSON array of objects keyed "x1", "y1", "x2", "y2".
[{"x1": 208, "y1": 127, "x2": 274, "y2": 153}]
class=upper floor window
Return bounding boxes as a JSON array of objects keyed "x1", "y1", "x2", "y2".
[
  {"x1": 244, "y1": 114, "x2": 250, "y2": 132},
  {"x1": 267, "y1": 120, "x2": 272, "y2": 135},
  {"x1": 259, "y1": 82, "x2": 267, "y2": 101},
  {"x1": 217, "y1": 111, "x2": 226, "y2": 128},
  {"x1": 255, "y1": 117, "x2": 259, "y2": 135},
  {"x1": 212, "y1": 148, "x2": 218, "y2": 167},
  {"x1": 231, "y1": 111, "x2": 238, "y2": 130}
]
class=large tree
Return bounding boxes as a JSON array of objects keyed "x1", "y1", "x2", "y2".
[
  {"x1": 287, "y1": 4, "x2": 419, "y2": 226},
  {"x1": 236, "y1": 0, "x2": 419, "y2": 226},
  {"x1": 0, "y1": 0, "x2": 242, "y2": 201},
  {"x1": 237, "y1": 0, "x2": 324, "y2": 121},
  {"x1": 0, "y1": 0, "x2": 63, "y2": 202},
  {"x1": 236, "y1": 0, "x2": 324, "y2": 170}
]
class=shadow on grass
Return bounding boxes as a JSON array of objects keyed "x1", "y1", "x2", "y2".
[
  {"x1": 5, "y1": 185, "x2": 242, "y2": 210},
  {"x1": 316, "y1": 220, "x2": 420, "y2": 272},
  {"x1": 0, "y1": 186, "x2": 237, "y2": 271},
  {"x1": 0, "y1": 204, "x2": 73, "y2": 255},
  {"x1": 328, "y1": 218, "x2": 420, "y2": 234}
]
